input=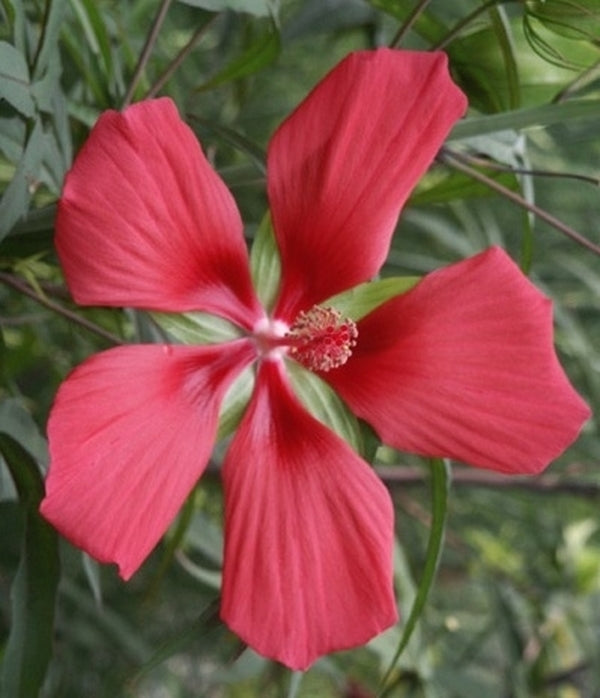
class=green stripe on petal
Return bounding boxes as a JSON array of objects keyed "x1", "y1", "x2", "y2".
[
  {"x1": 151, "y1": 311, "x2": 243, "y2": 344},
  {"x1": 325, "y1": 276, "x2": 420, "y2": 321},
  {"x1": 250, "y1": 211, "x2": 281, "y2": 313},
  {"x1": 286, "y1": 360, "x2": 363, "y2": 455}
]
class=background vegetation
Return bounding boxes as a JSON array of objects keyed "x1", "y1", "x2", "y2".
[{"x1": 1, "y1": 0, "x2": 599, "y2": 696}]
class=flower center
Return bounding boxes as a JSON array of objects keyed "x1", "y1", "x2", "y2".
[{"x1": 286, "y1": 305, "x2": 358, "y2": 372}]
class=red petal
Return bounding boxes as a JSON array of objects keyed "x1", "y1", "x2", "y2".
[
  {"x1": 221, "y1": 360, "x2": 397, "y2": 670},
  {"x1": 326, "y1": 248, "x2": 590, "y2": 474},
  {"x1": 40, "y1": 340, "x2": 255, "y2": 579},
  {"x1": 56, "y1": 98, "x2": 262, "y2": 329},
  {"x1": 268, "y1": 50, "x2": 467, "y2": 321}
]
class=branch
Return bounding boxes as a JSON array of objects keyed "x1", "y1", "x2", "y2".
[
  {"x1": 122, "y1": 0, "x2": 174, "y2": 109},
  {"x1": 438, "y1": 147, "x2": 600, "y2": 257},
  {"x1": 376, "y1": 465, "x2": 600, "y2": 498},
  {"x1": 145, "y1": 16, "x2": 218, "y2": 99},
  {"x1": 389, "y1": 0, "x2": 434, "y2": 48},
  {"x1": 0, "y1": 271, "x2": 124, "y2": 345}
]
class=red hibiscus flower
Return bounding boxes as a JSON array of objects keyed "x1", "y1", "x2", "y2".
[{"x1": 40, "y1": 49, "x2": 590, "y2": 670}]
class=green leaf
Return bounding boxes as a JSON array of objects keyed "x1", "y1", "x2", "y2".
[
  {"x1": 325, "y1": 276, "x2": 420, "y2": 321},
  {"x1": 68, "y1": 0, "x2": 114, "y2": 81},
  {"x1": 0, "y1": 41, "x2": 35, "y2": 117},
  {"x1": 249, "y1": 211, "x2": 281, "y2": 312},
  {"x1": 31, "y1": 0, "x2": 67, "y2": 81},
  {"x1": 127, "y1": 599, "x2": 238, "y2": 690},
  {"x1": 189, "y1": 115, "x2": 266, "y2": 174},
  {"x1": 377, "y1": 459, "x2": 450, "y2": 697},
  {"x1": 197, "y1": 22, "x2": 280, "y2": 91},
  {"x1": 488, "y1": 6, "x2": 520, "y2": 109},
  {"x1": 450, "y1": 99, "x2": 600, "y2": 140},
  {"x1": 0, "y1": 118, "x2": 45, "y2": 240},
  {"x1": 286, "y1": 361, "x2": 363, "y2": 454},
  {"x1": 177, "y1": 0, "x2": 274, "y2": 16},
  {"x1": 526, "y1": 0, "x2": 600, "y2": 41},
  {"x1": 449, "y1": 17, "x2": 600, "y2": 112},
  {"x1": 151, "y1": 311, "x2": 242, "y2": 344},
  {"x1": 0, "y1": 406, "x2": 59, "y2": 698}
]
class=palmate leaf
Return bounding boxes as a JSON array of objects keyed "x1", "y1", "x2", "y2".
[{"x1": 0, "y1": 401, "x2": 59, "y2": 698}]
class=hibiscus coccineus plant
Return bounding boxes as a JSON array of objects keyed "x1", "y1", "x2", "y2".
[{"x1": 40, "y1": 49, "x2": 590, "y2": 670}]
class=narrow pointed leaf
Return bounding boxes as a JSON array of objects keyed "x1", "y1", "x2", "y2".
[
  {"x1": 0, "y1": 433, "x2": 59, "y2": 698},
  {"x1": 377, "y1": 458, "x2": 450, "y2": 696}
]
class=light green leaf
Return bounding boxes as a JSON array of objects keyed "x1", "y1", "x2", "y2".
[
  {"x1": 249, "y1": 212, "x2": 281, "y2": 312},
  {"x1": 450, "y1": 99, "x2": 600, "y2": 140},
  {"x1": 286, "y1": 361, "x2": 362, "y2": 453},
  {"x1": 0, "y1": 41, "x2": 35, "y2": 117},
  {"x1": 151, "y1": 311, "x2": 242, "y2": 344},
  {"x1": 325, "y1": 276, "x2": 420, "y2": 321},
  {"x1": 197, "y1": 23, "x2": 281, "y2": 91},
  {"x1": 177, "y1": 0, "x2": 274, "y2": 16}
]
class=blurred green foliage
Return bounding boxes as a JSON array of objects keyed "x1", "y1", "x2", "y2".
[{"x1": 1, "y1": 0, "x2": 599, "y2": 696}]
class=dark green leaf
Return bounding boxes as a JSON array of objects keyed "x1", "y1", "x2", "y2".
[
  {"x1": 31, "y1": 0, "x2": 67, "y2": 81},
  {"x1": 0, "y1": 408, "x2": 59, "y2": 698},
  {"x1": 196, "y1": 23, "x2": 280, "y2": 91}
]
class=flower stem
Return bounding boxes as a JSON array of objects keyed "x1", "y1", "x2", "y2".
[
  {"x1": 0, "y1": 271, "x2": 124, "y2": 345},
  {"x1": 447, "y1": 150, "x2": 600, "y2": 186},
  {"x1": 122, "y1": 0, "x2": 174, "y2": 109},
  {"x1": 389, "y1": 0, "x2": 434, "y2": 48},
  {"x1": 438, "y1": 147, "x2": 600, "y2": 257}
]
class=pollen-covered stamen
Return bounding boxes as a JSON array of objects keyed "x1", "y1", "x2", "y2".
[{"x1": 286, "y1": 305, "x2": 358, "y2": 372}]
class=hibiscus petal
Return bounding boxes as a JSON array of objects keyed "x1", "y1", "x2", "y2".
[
  {"x1": 40, "y1": 340, "x2": 256, "y2": 579},
  {"x1": 268, "y1": 49, "x2": 467, "y2": 321},
  {"x1": 221, "y1": 359, "x2": 397, "y2": 670},
  {"x1": 56, "y1": 98, "x2": 262, "y2": 329},
  {"x1": 326, "y1": 247, "x2": 590, "y2": 474}
]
